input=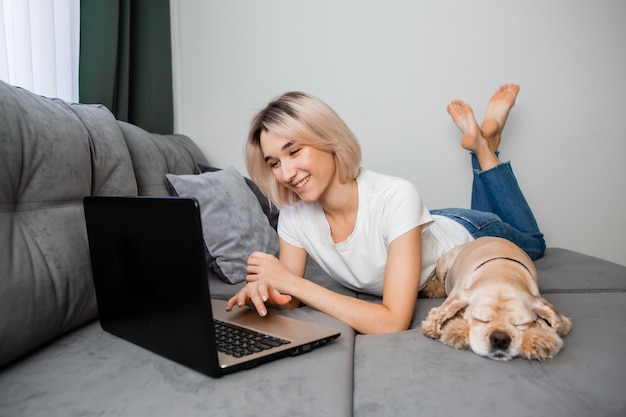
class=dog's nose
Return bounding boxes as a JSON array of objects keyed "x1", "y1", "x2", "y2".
[{"x1": 489, "y1": 331, "x2": 511, "y2": 351}]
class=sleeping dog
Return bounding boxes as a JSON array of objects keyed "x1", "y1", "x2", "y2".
[{"x1": 421, "y1": 237, "x2": 572, "y2": 361}]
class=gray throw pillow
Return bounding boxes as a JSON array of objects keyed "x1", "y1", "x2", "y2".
[
  {"x1": 195, "y1": 163, "x2": 279, "y2": 230},
  {"x1": 165, "y1": 167, "x2": 279, "y2": 284}
]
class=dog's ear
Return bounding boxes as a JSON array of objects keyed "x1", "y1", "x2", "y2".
[
  {"x1": 439, "y1": 316, "x2": 470, "y2": 350},
  {"x1": 421, "y1": 294, "x2": 468, "y2": 339},
  {"x1": 520, "y1": 325, "x2": 564, "y2": 360},
  {"x1": 533, "y1": 298, "x2": 572, "y2": 337}
]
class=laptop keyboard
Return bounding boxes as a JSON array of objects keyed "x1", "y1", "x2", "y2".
[{"x1": 214, "y1": 320, "x2": 291, "y2": 358}]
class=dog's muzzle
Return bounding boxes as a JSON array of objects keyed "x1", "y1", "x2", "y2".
[{"x1": 489, "y1": 331, "x2": 512, "y2": 355}]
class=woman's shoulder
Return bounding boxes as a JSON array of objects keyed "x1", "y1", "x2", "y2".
[
  {"x1": 277, "y1": 200, "x2": 327, "y2": 245},
  {"x1": 279, "y1": 199, "x2": 322, "y2": 219},
  {"x1": 358, "y1": 168, "x2": 418, "y2": 194}
]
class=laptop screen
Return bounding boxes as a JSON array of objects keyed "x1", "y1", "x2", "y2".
[{"x1": 84, "y1": 196, "x2": 221, "y2": 376}]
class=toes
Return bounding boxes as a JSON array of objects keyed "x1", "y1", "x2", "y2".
[{"x1": 508, "y1": 83, "x2": 520, "y2": 96}]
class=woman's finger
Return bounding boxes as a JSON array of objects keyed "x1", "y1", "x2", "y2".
[
  {"x1": 226, "y1": 290, "x2": 248, "y2": 311},
  {"x1": 247, "y1": 282, "x2": 269, "y2": 316}
]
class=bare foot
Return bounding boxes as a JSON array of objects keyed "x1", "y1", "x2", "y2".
[
  {"x1": 480, "y1": 83, "x2": 520, "y2": 152},
  {"x1": 447, "y1": 100, "x2": 487, "y2": 153},
  {"x1": 447, "y1": 99, "x2": 500, "y2": 171}
]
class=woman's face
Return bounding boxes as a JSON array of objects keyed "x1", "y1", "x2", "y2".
[{"x1": 260, "y1": 129, "x2": 338, "y2": 204}]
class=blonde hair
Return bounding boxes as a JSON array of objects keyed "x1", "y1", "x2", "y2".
[{"x1": 246, "y1": 92, "x2": 361, "y2": 207}]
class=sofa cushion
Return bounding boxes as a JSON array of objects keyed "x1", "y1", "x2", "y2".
[
  {"x1": 354, "y1": 291, "x2": 626, "y2": 417},
  {"x1": 165, "y1": 167, "x2": 279, "y2": 284},
  {"x1": 0, "y1": 80, "x2": 137, "y2": 367},
  {"x1": 536, "y1": 247, "x2": 626, "y2": 293},
  {"x1": 353, "y1": 248, "x2": 626, "y2": 417},
  {"x1": 119, "y1": 121, "x2": 209, "y2": 196},
  {"x1": 0, "y1": 308, "x2": 355, "y2": 417}
]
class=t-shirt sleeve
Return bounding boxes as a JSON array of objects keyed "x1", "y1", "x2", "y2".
[
  {"x1": 277, "y1": 205, "x2": 305, "y2": 248},
  {"x1": 382, "y1": 179, "x2": 433, "y2": 244}
]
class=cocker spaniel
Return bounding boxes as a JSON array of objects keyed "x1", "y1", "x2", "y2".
[{"x1": 421, "y1": 237, "x2": 572, "y2": 361}]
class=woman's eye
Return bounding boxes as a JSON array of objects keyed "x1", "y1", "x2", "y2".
[{"x1": 290, "y1": 148, "x2": 301, "y2": 156}]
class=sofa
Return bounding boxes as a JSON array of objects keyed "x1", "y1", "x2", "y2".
[{"x1": 1, "y1": 79, "x2": 625, "y2": 417}]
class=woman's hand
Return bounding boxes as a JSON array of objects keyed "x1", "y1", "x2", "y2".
[
  {"x1": 246, "y1": 251, "x2": 294, "y2": 289},
  {"x1": 225, "y1": 281, "x2": 292, "y2": 317},
  {"x1": 225, "y1": 252, "x2": 296, "y2": 316}
]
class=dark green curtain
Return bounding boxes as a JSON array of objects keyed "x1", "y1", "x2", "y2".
[{"x1": 79, "y1": 0, "x2": 174, "y2": 134}]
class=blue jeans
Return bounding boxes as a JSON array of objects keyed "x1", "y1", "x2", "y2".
[{"x1": 430, "y1": 154, "x2": 546, "y2": 260}]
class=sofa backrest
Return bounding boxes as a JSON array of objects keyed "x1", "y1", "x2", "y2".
[
  {"x1": 119, "y1": 121, "x2": 208, "y2": 196},
  {"x1": 0, "y1": 80, "x2": 208, "y2": 368}
]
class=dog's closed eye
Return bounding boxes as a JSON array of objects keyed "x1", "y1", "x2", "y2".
[
  {"x1": 470, "y1": 309, "x2": 494, "y2": 324},
  {"x1": 512, "y1": 314, "x2": 534, "y2": 328},
  {"x1": 472, "y1": 317, "x2": 491, "y2": 324}
]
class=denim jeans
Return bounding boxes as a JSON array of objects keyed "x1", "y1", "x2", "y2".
[{"x1": 430, "y1": 154, "x2": 546, "y2": 260}]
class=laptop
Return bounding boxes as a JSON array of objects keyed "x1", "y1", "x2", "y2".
[{"x1": 83, "y1": 195, "x2": 340, "y2": 378}]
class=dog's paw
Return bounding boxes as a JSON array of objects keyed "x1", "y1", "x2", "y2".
[
  {"x1": 421, "y1": 307, "x2": 443, "y2": 339},
  {"x1": 555, "y1": 314, "x2": 573, "y2": 337},
  {"x1": 520, "y1": 326, "x2": 564, "y2": 360},
  {"x1": 439, "y1": 317, "x2": 470, "y2": 350}
]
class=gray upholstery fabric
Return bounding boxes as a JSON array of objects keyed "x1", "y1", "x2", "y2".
[
  {"x1": 166, "y1": 167, "x2": 279, "y2": 284},
  {"x1": 0, "y1": 81, "x2": 137, "y2": 368},
  {"x1": 353, "y1": 248, "x2": 626, "y2": 417},
  {"x1": 119, "y1": 121, "x2": 209, "y2": 196},
  {"x1": 536, "y1": 247, "x2": 626, "y2": 292},
  {"x1": 0, "y1": 308, "x2": 355, "y2": 417},
  {"x1": 354, "y1": 292, "x2": 626, "y2": 417},
  {"x1": 196, "y1": 163, "x2": 281, "y2": 230}
]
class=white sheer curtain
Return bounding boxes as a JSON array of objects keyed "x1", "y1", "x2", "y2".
[{"x1": 0, "y1": 0, "x2": 79, "y2": 102}]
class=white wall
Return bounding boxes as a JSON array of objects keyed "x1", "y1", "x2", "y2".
[{"x1": 171, "y1": 0, "x2": 626, "y2": 266}]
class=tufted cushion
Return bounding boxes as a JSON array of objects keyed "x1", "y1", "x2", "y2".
[
  {"x1": 120, "y1": 121, "x2": 209, "y2": 196},
  {"x1": 0, "y1": 81, "x2": 137, "y2": 367}
]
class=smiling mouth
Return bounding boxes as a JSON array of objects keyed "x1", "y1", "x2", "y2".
[{"x1": 292, "y1": 175, "x2": 310, "y2": 189}]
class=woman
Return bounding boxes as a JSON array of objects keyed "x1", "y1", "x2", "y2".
[{"x1": 226, "y1": 84, "x2": 545, "y2": 334}]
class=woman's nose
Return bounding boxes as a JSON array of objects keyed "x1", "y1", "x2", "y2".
[{"x1": 279, "y1": 160, "x2": 296, "y2": 183}]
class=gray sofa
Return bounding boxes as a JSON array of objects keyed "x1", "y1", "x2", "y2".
[{"x1": 1, "y1": 80, "x2": 625, "y2": 417}]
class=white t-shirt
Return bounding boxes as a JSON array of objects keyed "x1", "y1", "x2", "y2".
[{"x1": 278, "y1": 169, "x2": 473, "y2": 296}]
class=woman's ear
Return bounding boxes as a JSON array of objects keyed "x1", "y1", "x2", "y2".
[{"x1": 533, "y1": 298, "x2": 572, "y2": 337}]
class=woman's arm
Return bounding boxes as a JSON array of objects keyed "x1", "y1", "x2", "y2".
[
  {"x1": 228, "y1": 227, "x2": 423, "y2": 334},
  {"x1": 290, "y1": 226, "x2": 422, "y2": 334},
  {"x1": 272, "y1": 239, "x2": 307, "y2": 309}
]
